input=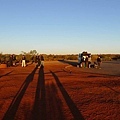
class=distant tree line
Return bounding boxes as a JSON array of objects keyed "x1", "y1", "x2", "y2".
[
  {"x1": 0, "y1": 50, "x2": 120, "y2": 64},
  {"x1": 92, "y1": 54, "x2": 120, "y2": 61}
]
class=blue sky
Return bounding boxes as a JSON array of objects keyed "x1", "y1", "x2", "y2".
[{"x1": 0, "y1": 0, "x2": 120, "y2": 54}]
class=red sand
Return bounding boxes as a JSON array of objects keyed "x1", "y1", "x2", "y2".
[{"x1": 0, "y1": 61, "x2": 120, "y2": 120}]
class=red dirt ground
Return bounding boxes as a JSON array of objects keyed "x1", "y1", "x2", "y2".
[{"x1": 0, "y1": 61, "x2": 120, "y2": 120}]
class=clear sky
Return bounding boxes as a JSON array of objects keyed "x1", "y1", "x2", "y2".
[{"x1": 0, "y1": 0, "x2": 120, "y2": 55}]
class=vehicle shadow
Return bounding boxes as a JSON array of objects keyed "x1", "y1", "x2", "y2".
[
  {"x1": 50, "y1": 70, "x2": 85, "y2": 120},
  {"x1": 31, "y1": 66, "x2": 46, "y2": 120},
  {"x1": 2, "y1": 66, "x2": 38, "y2": 120},
  {"x1": 58, "y1": 60, "x2": 78, "y2": 67}
]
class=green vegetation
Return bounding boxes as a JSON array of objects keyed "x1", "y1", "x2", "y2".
[
  {"x1": 92, "y1": 54, "x2": 120, "y2": 61},
  {"x1": 0, "y1": 50, "x2": 120, "y2": 64}
]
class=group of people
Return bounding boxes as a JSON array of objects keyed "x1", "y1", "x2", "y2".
[
  {"x1": 1, "y1": 54, "x2": 17, "y2": 67},
  {"x1": 22, "y1": 55, "x2": 44, "y2": 68},
  {"x1": 34, "y1": 55, "x2": 44, "y2": 68},
  {"x1": 0, "y1": 54, "x2": 44, "y2": 68},
  {"x1": 80, "y1": 55, "x2": 92, "y2": 68},
  {"x1": 78, "y1": 53, "x2": 102, "y2": 69}
]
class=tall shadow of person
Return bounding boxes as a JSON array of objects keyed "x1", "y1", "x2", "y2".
[
  {"x1": 50, "y1": 71, "x2": 85, "y2": 120},
  {"x1": 0, "y1": 71, "x2": 13, "y2": 78},
  {"x1": 31, "y1": 66, "x2": 46, "y2": 120},
  {"x1": 2, "y1": 66, "x2": 38, "y2": 120}
]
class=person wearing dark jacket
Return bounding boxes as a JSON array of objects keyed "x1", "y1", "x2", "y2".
[
  {"x1": 85, "y1": 56, "x2": 88, "y2": 68},
  {"x1": 37, "y1": 56, "x2": 41, "y2": 68},
  {"x1": 9, "y1": 55, "x2": 13, "y2": 67},
  {"x1": 97, "y1": 56, "x2": 101, "y2": 69},
  {"x1": 41, "y1": 55, "x2": 44, "y2": 67}
]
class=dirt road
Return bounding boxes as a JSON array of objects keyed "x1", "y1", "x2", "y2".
[{"x1": 0, "y1": 61, "x2": 120, "y2": 120}]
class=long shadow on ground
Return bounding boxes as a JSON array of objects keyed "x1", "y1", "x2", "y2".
[
  {"x1": 58, "y1": 60, "x2": 78, "y2": 67},
  {"x1": 0, "y1": 71, "x2": 13, "y2": 78},
  {"x1": 31, "y1": 66, "x2": 46, "y2": 120},
  {"x1": 2, "y1": 67, "x2": 38, "y2": 120},
  {"x1": 50, "y1": 70, "x2": 85, "y2": 120}
]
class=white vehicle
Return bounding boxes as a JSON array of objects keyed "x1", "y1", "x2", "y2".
[{"x1": 78, "y1": 51, "x2": 91, "y2": 67}]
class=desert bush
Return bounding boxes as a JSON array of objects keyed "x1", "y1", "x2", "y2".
[{"x1": 1, "y1": 50, "x2": 119, "y2": 62}]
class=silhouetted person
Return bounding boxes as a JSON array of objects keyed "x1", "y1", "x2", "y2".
[
  {"x1": 9, "y1": 55, "x2": 13, "y2": 66},
  {"x1": 81, "y1": 56, "x2": 85, "y2": 68},
  {"x1": 97, "y1": 56, "x2": 101, "y2": 69},
  {"x1": 41, "y1": 55, "x2": 44, "y2": 67},
  {"x1": 85, "y1": 56, "x2": 88, "y2": 68},
  {"x1": 12, "y1": 54, "x2": 16, "y2": 66},
  {"x1": 35, "y1": 56, "x2": 38, "y2": 63},
  {"x1": 6, "y1": 56, "x2": 10, "y2": 67},
  {"x1": 37, "y1": 56, "x2": 41, "y2": 68},
  {"x1": 88, "y1": 55, "x2": 91, "y2": 68}
]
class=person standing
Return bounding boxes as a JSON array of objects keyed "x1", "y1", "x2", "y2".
[
  {"x1": 97, "y1": 56, "x2": 101, "y2": 69},
  {"x1": 12, "y1": 54, "x2": 16, "y2": 66},
  {"x1": 37, "y1": 56, "x2": 41, "y2": 68},
  {"x1": 85, "y1": 56, "x2": 88, "y2": 68},
  {"x1": 22, "y1": 55, "x2": 26, "y2": 67},
  {"x1": 82, "y1": 56, "x2": 85, "y2": 68},
  {"x1": 9, "y1": 55, "x2": 13, "y2": 67},
  {"x1": 34, "y1": 55, "x2": 38, "y2": 67},
  {"x1": 88, "y1": 55, "x2": 91, "y2": 68},
  {"x1": 41, "y1": 55, "x2": 44, "y2": 67},
  {"x1": 6, "y1": 55, "x2": 10, "y2": 67}
]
